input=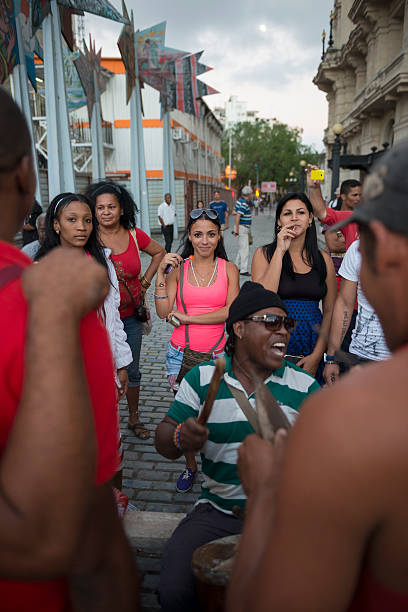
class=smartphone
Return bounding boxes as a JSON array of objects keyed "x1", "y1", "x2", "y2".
[
  {"x1": 168, "y1": 314, "x2": 181, "y2": 328},
  {"x1": 310, "y1": 169, "x2": 325, "y2": 181},
  {"x1": 164, "y1": 263, "x2": 173, "y2": 274}
]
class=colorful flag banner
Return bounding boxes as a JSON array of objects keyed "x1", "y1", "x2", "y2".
[
  {"x1": 74, "y1": 36, "x2": 103, "y2": 122},
  {"x1": 117, "y1": 0, "x2": 135, "y2": 104},
  {"x1": 58, "y1": 0, "x2": 127, "y2": 24},
  {"x1": 0, "y1": 0, "x2": 19, "y2": 84},
  {"x1": 162, "y1": 51, "x2": 218, "y2": 117}
]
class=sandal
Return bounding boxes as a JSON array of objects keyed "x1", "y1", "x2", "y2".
[{"x1": 127, "y1": 422, "x2": 150, "y2": 440}]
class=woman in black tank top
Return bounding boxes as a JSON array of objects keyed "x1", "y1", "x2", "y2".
[{"x1": 251, "y1": 192, "x2": 336, "y2": 383}]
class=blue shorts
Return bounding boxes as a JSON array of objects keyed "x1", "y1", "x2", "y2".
[{"x1": 165, "y1": 342, "x2": 225, "y2": 378}]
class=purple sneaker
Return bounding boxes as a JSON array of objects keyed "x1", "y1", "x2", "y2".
[{"x1": 176, "y1": 468, "x2": 197, "y2": 493}]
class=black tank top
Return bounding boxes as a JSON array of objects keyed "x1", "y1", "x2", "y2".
[{"x1": 278, "y1": 267, "x2": 327, "y2": 301}]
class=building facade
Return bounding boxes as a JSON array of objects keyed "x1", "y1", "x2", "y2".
[
  {"x1": 213, "y1": 95, "x2": 259, "y2": 129},
  {"x1": 314, "y1": 0, "x2": 407, "y2": 190}
]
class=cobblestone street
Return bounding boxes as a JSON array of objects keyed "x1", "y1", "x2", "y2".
[{"x1": 120, "y1": 208, "x2": 277, "y2": 513}]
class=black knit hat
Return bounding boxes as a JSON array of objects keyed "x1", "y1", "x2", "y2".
[{"x1": 226, "y1": 281, "x2": 287, "y2": 334}]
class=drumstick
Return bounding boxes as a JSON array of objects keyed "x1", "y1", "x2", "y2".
[
  {"x1": 252, "y1": 374, "x2": 291, "y2": 444},
  {"x1": 197, "y1": 357, "x2": 226, "y2": 425}
]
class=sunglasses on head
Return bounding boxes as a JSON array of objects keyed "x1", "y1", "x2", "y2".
[
  {"x1": 190, "y1": 208, "x2": 219, "y2": 220},
  {"x1": 244, "y1": 314, "x2": 297, "y2": 334}
]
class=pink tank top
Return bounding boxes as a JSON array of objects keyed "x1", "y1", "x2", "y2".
[{"x1": 171, "y1": 257, "x2": 228, "y2": 352}]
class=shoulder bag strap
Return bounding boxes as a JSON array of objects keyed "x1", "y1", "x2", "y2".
[
  {"x1": 179, "y1": 259, "x2": 224, "y2": 353},
  {"x1": 225, "y1": 381, "x2": 259, "y2": 434},
  {"x1": 109, "y1": 254, "x2": 139, "y2": 310},
  {"x1": 178, "y1": 260, "x2": 190, "y2": 349},
  {"x1": 0, "y1": 264, "x2": 23, "y2": 290}
]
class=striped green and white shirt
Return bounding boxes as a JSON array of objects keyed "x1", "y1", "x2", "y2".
[{"x1": 167, "y1": 355, "x2": 320, "y2": 515}]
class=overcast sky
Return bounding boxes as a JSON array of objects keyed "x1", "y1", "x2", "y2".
[{"x1": 84, "y1": 0, "x2": 332, "y2": 149}]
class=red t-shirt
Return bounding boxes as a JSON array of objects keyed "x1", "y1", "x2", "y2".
[
  {"x1": 110, "y1": 228, "x2": 151, "y2": 318},
  {"x1": 0, "y1": 242, "x2": 118, "y2": 612},
  {"x1": 322, "y1": 207, "x2": 358, "y2": 249}
]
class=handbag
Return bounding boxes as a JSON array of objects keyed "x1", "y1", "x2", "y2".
[
  {"x1": 175, "y1": 260, "x2": 224, "y2": 385},
  {"x1": 109, "y1": 230, "x2": 152, "y2": 336}
]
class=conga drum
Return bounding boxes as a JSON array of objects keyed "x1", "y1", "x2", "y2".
[{"x1": 191, "y1": 534, "x2": 241, "y2": 612}]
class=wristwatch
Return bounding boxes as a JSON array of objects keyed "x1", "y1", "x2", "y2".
[{"x1": 324, "y1": 353, "x2": 336, "y2": 364}]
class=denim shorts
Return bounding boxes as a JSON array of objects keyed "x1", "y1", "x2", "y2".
[
  {"x1": 165, "y1": 342, "x2": 225, "y2": 377},
  {"x1": 122, "y1": 314, "x2": 143, "y2": 387}
]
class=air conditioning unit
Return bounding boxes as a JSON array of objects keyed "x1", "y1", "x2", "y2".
[
  {"x1": 192, "y1": 140, "x2": 200, "y2": 151},
  {"x1": 172, "y1": 128, "x2": 183, "y2": 141}
]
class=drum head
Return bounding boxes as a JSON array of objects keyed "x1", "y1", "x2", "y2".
[{"x1": 191, "y1": 534, "x2": 241, "y2": 586}]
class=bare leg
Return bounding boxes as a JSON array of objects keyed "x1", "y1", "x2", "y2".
[
  {"x1": 184, "y1": 451, "x2": 197, "y2": 471},
  {"x1": 127, "y1": 386, "x2": 150, "y2": 440}
]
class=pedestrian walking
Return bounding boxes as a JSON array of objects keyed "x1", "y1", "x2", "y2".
[
  {"x1": 233, "y1": 186, "x2": 253, "y2": 276},
  {"x1": 251, "y1": 192, "x2": 336, "y2": 383},
  {"x1": 158, "y1": 193, "x2": 177, "y2": 252},
  {"x1": 86, "y1": 181, "x2": 165, "y2": 440},
  {"x1": 154, "y1": 208, "x2": 239, "y2": 492},
  {"x1": 209, "y1": 189, "x2": 229, "y2": 237}
]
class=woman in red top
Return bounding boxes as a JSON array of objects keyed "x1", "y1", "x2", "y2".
[{"x1": 86, "y1": 181, "x2": 165, "y2": 439}]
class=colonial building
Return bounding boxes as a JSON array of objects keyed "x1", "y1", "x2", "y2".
[{"x1": 314, "y1": 0, "x2": 407, "y2": 190}]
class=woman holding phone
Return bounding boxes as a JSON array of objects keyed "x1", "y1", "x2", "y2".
[
  {"x1": 154, "y1": 208, "x2": 239, "y2": 492},
  {"x1": 251, "y1": 192, "x2": 336, "y2": 384}
]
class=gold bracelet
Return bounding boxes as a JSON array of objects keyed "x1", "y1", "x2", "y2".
[{"x1": 140, "y1": 275, "x2": 151, "y2": 289}]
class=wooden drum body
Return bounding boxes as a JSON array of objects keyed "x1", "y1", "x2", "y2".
[{"x1": 191, "y1": 534, "x2": 240, "y2": 612}]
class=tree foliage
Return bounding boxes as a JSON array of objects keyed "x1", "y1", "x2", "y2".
[{"x1": 221, "y1": 119, "x2": 320, "y2": 192}]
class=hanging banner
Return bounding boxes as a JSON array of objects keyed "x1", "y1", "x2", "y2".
[
  {"x1": 0, "y1": 0, "x2": 19, "y2": 84},
  {"x1": 163, "y1": 51, "x2": 218, "y2": 117},
  {"x1": 117, "y1": 0, "x2": 135, "y2": 104},
  {"x1": 58, "y1": 0, "x2": 127, "y2": 23}
]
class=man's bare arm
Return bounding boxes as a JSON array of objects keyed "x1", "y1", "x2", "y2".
[
  {"x1": 69, "y1": 484, "x2": 140, "y2": 612},
  {"x1": 0, "y1": 249, "x2": 109, "y2": 579},
  {"x1": 228, "y1": 388, "x2": 378, "y2": 612},
  {"x1": 306, "y1": 164, "x2": 327, "y2": 220}
]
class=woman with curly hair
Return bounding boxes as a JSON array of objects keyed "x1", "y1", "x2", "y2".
[{"x1": 86, "y1": 181, "x2": 165, "y2": 440}]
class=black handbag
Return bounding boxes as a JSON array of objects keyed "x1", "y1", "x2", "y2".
[{"x1": 175, "y1": 261, "x2": 224, "y2": 385}]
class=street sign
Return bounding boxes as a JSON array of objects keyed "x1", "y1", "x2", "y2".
[{"x1": 261, "y1": 181, "x2": 277, "y2": 193}]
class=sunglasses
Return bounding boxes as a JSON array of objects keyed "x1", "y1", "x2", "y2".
[
  {"x1": 244, "y1": 314, "x2": 297, "y2": 334},
  {"x1": 190, "y1": 208, "x2": 219, "y2": 220}
]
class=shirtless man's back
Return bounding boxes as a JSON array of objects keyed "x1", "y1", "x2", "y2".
[{"x1": 227, "y1": 142, "x2": 408, "y2": 611}]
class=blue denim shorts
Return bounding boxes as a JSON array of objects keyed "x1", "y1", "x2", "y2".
[{"x1": 165, "y1": 342, "x2": 225, "y2": 377}]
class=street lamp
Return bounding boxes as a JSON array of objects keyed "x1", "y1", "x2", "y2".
[
  {"x1": 331, "y1": 123, "x2": 343, "y2": 200},
  {"x1": 299, "y1": 159, "x2": 306, "y2": 192}
]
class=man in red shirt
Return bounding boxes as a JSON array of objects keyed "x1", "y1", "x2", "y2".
[
  {"x1": 306, "y1": 166, "x2": 361, "y2": 249},
  {"x1": 0, "y1": 89, "x2": 139, "y2": 609}
]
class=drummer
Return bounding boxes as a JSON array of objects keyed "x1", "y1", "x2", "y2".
[{"x1": 155, "y1": 281, "x2": 320, "y2": 612}]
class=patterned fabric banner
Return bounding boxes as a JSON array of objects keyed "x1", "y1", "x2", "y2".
[
  {"x1": 117, "y1": 0, "x2": 135, "y2": 104},
  {"x1": 58, "y1": 0, "x2": 127, "y2": 23},
  {"x1": 0, "y1": 0, "x2": 19, "y2": 84},
  {"x1": 162, "y1": 51, "x2": 218, "y2": 117},
  {"x1": 74, "y1": 36, "x2": 103, "y2": 122}
]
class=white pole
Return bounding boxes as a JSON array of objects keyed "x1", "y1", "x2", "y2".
[
  {"x1": 43, "y1": 0, "x2": 75, "y2": 198},
  {"x1": 129, "y1": 80, "x2": 150, "y2": 233},
  {"x1": 162, "y1": 111, "x2": 178, "y2": 239},
  {"x1": 13, "y1": 14, "x2": 42, "y2": 204},
  {"x1": 228, "y1": 131, "x2": 232, "y2": 189},
  {"x1": 91, "y1": 71, "x2": 105, "y2": 181}
]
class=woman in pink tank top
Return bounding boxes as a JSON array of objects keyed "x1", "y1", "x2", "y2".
[{"x1": 154, "y1": 208, "x2": 240, "y2": 491}]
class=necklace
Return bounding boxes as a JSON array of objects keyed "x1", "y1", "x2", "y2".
[{"x1": 190, "y1": 259, "x2": 218, "y2": 287}]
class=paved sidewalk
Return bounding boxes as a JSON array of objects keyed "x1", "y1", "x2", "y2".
[{"x1": 120, "y1": 208, "x2": 277, "y2": 513}]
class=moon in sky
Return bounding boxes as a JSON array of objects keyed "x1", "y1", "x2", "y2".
[{"x1": 259, "y1": 24, "x2": 267, "y2": 32}]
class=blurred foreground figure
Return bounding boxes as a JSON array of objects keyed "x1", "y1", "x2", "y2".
[
  {"x1": 0, "y1": 88, "x2": 139, "y2": 610},
  {"x1": 227, "y1": 142, "x2": 408, "y2": 612}
]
